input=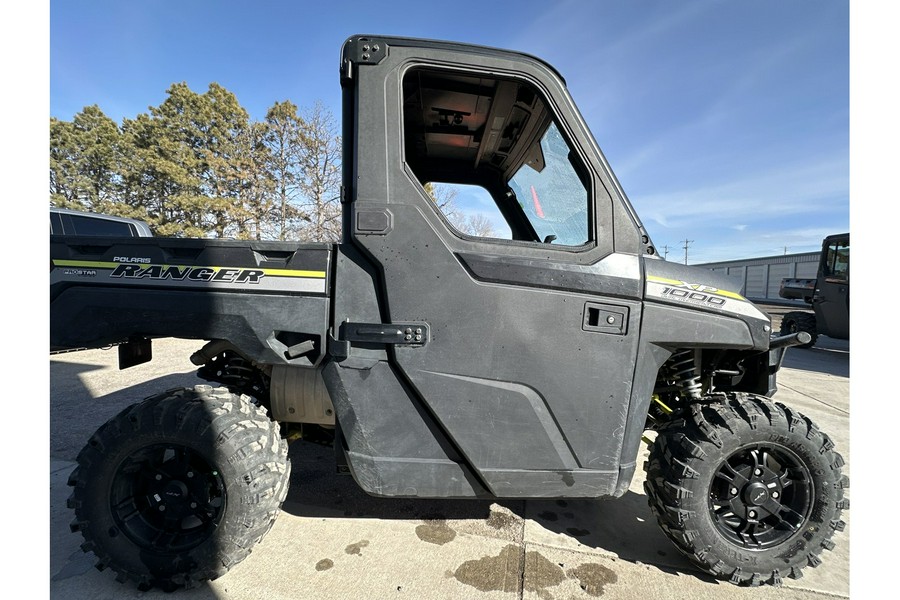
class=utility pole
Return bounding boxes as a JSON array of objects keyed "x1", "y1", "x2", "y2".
[
  {"x1": 681, "y1": 239, "x2": 693, "y2": 265},
  {"x1": 662, "y1": 244, "x2": 670, "y2": 260}
]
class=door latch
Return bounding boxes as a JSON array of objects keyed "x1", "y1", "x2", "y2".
[{"x1": 340, "y1": 322, "x2": 429, "y2": 346}]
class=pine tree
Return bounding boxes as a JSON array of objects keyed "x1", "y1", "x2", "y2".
[{"x1": 50, "y1": 105, "x2": 123, "y2": 212}]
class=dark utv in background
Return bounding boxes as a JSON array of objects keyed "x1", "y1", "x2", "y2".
[
  {"x1": 779, "y1": 233, "x2": 849, "y2": 349},
  {"x1": 51, "y1": 35, "x2": 847, "y2": 591}
]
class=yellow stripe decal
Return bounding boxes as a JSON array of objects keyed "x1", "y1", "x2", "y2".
[
  {"x1": 646, "y1": 275, "x2": 746, "y2": 301},
  {"x1": 52, "y1": 260, "x2": 326, "y2": 279}
]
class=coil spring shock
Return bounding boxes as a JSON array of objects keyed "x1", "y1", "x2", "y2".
[
  {"x1": 217, "y1": 354, "x2": 256, "y2": 385},
  {"x1": 667, "y1": 349, "x2": 702, "y2": 400},
  {"x1": 196, "y1": 350, "x2": 268, "y2": 400}
]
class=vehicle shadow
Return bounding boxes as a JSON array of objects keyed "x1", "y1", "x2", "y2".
[
  {"x1": 279, "y1": 440, "x2": 713, "y2": 583},
  {"x1": 524, "y1": 492, "x2": 713, "y2": 582},
  {"x1": 281, "y1": 439, "x2": 503, "y2": 522},
  {"x1": 50, "y1": 357, "x2": 203, "y2": 460}
]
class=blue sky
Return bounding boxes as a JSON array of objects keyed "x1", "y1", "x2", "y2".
[{"x1": 49, "y1": 0, "x2": 850, "y2": 263}]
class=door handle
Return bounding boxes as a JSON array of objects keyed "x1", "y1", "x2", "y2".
[{"x1": 582, "y1": 303, "x2": 629, "y2": 335}]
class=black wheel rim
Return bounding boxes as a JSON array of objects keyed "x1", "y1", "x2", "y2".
[
  {"x1": 110, "y1": 443, "x2": 226, "y2": 553},
  {"x1": 708, "y1": 443, "x2": 813, "y2": 550}
]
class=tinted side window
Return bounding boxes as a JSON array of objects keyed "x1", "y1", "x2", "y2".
[
  {"x1": 50, "y1": 212, "x2": 63, "y2": 235},
  {"x1": 823, "y1": 240, "x2": 849, "y2": 280},
  {"x1": 67, "y1": 215, "x2": 134, "y2": 236}
]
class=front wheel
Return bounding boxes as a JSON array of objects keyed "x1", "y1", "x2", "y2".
[
  {"x1": 644, "y1": 393, "x2": 847, "y2": 586},
  {"x1": 780, "y1": 312, "x2": 817, "y2": 348},
  {"x1": 67, "y1": 385, "x2": 290, "y2": 591}
]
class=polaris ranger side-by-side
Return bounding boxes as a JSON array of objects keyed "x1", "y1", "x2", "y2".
[{"x1": 51, "y1": 35, "x2": 847, "y2": 591}]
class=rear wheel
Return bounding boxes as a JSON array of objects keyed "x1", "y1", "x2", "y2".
[
  {"x1": 67, "y1": 385, "x2": 290, "y2": 591},
  {"x1": 780, "y1": 312, "x2": 817, "y2": 348},
  {"x1": 644, "y1": 393, "x2": 847, "y2": 586}
]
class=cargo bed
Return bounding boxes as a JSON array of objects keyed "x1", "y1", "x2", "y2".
[{"x1": 50, "y1": 236, "x2": 333, "y2": 367}]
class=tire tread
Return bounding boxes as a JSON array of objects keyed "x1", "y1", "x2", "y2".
[
  {"x1": 68, "y1": 385, "x2": 290, "y2": 591},
  {"x1": 644, "y1": 392, "x2": 846, "y2": 586}
]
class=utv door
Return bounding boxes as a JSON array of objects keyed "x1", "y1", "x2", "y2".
[
  {"x1": 336, "y1": 37, "x2": 648, "y2": 498},
  {"x1": 814, "y1": 234, "x2": 849, "y2": 339}
]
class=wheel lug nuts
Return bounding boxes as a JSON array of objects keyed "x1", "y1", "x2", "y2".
[
  {"x1": 748, "y1": 510, "x2": 756, "y2": 518},
  {"x1": 754, "y1": 469, "x2": 763, "y2": 476},
  {"x1": 772, "y1": 491, "x2": 779, "y2": 499},
  {"x1": 155, "y1": 474, "x2": 162, "y2": 481},
  {"x1": 187, "y1": 472, "x2": 194, "y2": 478},
  {"x1": 190, "y1": 502, "x2": 197, "y2": 509},
  {"x1": 159, "y1": 505, "x2": 166, "y2": 512},
  {"x1": 730, "y1": 487, "x2": 738, "y2": 495}
]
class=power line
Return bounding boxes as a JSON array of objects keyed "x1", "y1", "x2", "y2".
[{"x1": 681, "y1": 239, "x2": 694, "y2": 265}]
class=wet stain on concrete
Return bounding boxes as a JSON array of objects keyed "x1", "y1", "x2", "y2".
[
  {"x1": 538, "y1": 510, "x2": 559, "y2": 522},
  {"x1": 453, "y1": 544, "x2": 523, "y2": 593},
  {"x1": 486, "y1": 510, "x2": 517, "y2": 530},
  {"x1": 415, "y1": 520, "x2": 457, "y2": 545},
  {"x1": 567, "y1": 563, "x2": 618, "y2": 596},
  {"x1": 344, "y1": 540, "x2": 370, "y2": 555},
  {"x1": 566, "y1": 527, "x2": 591, "y2": 537},
  {"x1": 561, "y1": 473, "x2": 575, "y2": 487},
  {"x1": 315, "y1": 558, "x2": 334, "y2": 571},
  {"x1": 453, "y1": 546, "x2": 619, "y2": 599},
  {"x1": 524, "y1": 550, "x2": 566, "y2": 599}
]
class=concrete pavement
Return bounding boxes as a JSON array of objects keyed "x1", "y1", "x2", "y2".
[{"x1": 49, "y1": 323, "x2": 850, "y2": 599}]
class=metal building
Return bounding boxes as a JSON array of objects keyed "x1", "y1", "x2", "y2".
[{"x1": 696, "y1": 251, "x2": 820, "y2": 303}]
